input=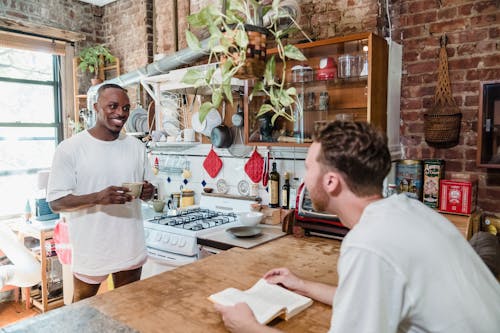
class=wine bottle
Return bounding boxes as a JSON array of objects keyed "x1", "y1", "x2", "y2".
[
  {"x1": 281, "y1": 172, "x2": 290, "y2": 209},
  {"x1": 269, "y1": 162, "x2": 280, "y2": 208}
]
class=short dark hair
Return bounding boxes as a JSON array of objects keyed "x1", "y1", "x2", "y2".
[
  {"x1": 314, "y1": 121, "x2": 391, "y2": 197},
  {"x1": 96, "y1": 83, "x2": 127, "y2": 101}
]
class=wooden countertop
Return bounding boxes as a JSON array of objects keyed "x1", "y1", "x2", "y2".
[{"x1": 4, "y1": 235, "x2": 341, "y2": 333}]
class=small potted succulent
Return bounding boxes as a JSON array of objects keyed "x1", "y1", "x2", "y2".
[
  {"x1": 182, "y1": 0, "x2": 310, "y2": 124},
  {"x1": 78, "y1": 44, "x2": 116, "y2": 85}
]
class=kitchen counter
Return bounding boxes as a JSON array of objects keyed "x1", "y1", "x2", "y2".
[
  {"x1": 198, "y1": 224, "x2": 287, "y2": 250},
  {"x1": 3, "y1": 235, "x2": 341, "y2": 333}
]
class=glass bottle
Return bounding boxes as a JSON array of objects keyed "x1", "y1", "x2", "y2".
[
  {"x1": 269, "y1": 162, "x2": 280, "y2": 208},
  {"x1": 281, "y1": 172, "x2": 290, "y2": 209},
  {"x1": 289, "y1": 177, "x2": 300, "y2": 209}
]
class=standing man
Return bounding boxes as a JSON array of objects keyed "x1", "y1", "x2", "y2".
[
  {"x1": 47, "y1": 83, "x2": 155, "y2": 301},
  {"x1": 215, "y1": 121, "x2": 500, "y2": 332}
]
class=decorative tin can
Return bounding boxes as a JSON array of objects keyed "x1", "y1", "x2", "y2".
[
  {"x1": 423, "y1": 159, "x2": 445, "y2": 208},
  {"x1": 395, "y1": 159, "x2": 423, "y2": 200}
]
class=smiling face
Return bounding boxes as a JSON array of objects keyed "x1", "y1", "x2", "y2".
[{"x1": 92, "y1": 85, "x2": 130, "y2": 140}]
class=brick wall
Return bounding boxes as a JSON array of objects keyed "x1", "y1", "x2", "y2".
[
  {"x1": 1, "y1": 0, "x2": 498, "y2": 213},
  {"x1": 391, "y1": 0, "x2": 500, "y2": 212},
  {"x1": 0, "y1": 0, "x2": 98, "y2": 43}
]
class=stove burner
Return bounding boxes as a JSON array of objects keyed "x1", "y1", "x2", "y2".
[{"x1": 147, "y1": 208, "x2": 237, "y2": 231}]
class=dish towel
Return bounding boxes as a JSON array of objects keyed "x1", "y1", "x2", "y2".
[
  {"x1": 203, "y1": 146, "x2": 223, "y2": 178},
  {"x1": 244, "y1": 148, "x2": 264, "y2": 183}
]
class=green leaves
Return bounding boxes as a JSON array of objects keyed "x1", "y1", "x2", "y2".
[
  {"x1": 78, "y1": 44, "x2": 115, "y2": 77},
  {"x1": 186, "y1": 31, "x2": 202, "y2": 51},
  {"x1": 284, "y1": 45, "x2": 306, "y2": 61},
  {"x1": 182, "y1": 0, "x2": 310, "y2": 128}
]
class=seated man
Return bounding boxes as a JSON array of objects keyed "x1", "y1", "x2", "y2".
[{"x1": 215, "y1": 121, "x2": 500, "y2": 333}]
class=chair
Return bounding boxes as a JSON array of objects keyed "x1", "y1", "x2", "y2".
[{"x1": 0, "y1": 223, "x2": 41, "y2": 309}]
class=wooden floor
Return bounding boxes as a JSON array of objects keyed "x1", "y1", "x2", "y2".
[
  {"x1": 0, "y1": 301, "x2": 39, "y2": 327},
  {"x1": 1, "y1": 280, "x2": 110, "y2": 328}
]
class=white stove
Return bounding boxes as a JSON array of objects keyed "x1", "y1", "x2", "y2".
[{"x1": 142, "y1": 194, "x2": 259, "y2": 278}]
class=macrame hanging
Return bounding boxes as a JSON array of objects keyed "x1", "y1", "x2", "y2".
[{"x1": 423, "y1": 35, "x2": 462, "y2": 148}]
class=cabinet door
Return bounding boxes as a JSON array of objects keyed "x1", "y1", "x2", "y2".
[
  {"x1": 244, "y1": 32, "x2": 388, "y2": 146},
  {"x1": 477, "y1": 81, "x2": 500, "y2": 168}
]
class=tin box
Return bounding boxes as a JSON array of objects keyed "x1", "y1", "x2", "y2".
[
  {"x1": 422, "y1": 159, "x2": 445, "y2": 208},
  {"x1": 439, "y1": 179, "x2": 477, "y2": 215}
]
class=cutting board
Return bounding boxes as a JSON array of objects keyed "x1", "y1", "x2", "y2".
[{"x1": 197, "y1": 224, "x2": 286, "y2": 250}]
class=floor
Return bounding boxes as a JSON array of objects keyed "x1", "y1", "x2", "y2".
[
  {"x1": 0, "y1": 282, "x2": 109, "y2": 328},
  {"x1": 0, "y1": 300, "x2": 38, "y2": 327}
]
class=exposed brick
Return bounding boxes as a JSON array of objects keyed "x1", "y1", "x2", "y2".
[{"x1": 429, "y1": 18, "x2": 467, "y2": 34}]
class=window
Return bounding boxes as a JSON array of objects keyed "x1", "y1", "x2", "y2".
[{"x1": 0, "y1": 47, "x2": 63, "y2": 217}]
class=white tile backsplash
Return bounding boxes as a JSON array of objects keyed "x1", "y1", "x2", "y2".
[{"x1": 150, "y1": 144, "x2": 307, "y2": 206}]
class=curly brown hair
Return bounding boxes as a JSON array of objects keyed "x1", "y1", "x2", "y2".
[{"x1": 314, "y1": 121, "x2": 391, "y2": 197}]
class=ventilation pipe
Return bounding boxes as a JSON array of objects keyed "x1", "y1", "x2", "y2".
[{"x1": 86, "y1": 38, "x2": 210, "y2": 109}]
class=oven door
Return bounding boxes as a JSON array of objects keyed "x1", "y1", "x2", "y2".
[{"x1": 140, "y1": 248, "x2": 197, "y2": 279}]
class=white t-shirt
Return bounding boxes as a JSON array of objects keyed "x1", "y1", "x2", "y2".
[
  {"x1": 330, "y1": 194, "x2": 500, "y2": 333},
  {"x1": 47, "y1": 131, "x2": 153, "y2": 276}
]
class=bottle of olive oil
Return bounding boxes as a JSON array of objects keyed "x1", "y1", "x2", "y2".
[
  {"x1": 281, "y1": 172, "x2": 290, "y2": 209},
  {"x1": 269, "y1": 162, "x2": 280, "y2": 208}
]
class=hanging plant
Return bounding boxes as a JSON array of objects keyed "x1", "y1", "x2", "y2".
[{"x1": 182, "y1": 0, "x2": 310, "y2": 124}]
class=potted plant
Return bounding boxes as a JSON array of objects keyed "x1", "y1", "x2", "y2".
[
  {"x1": 182, "y1": 0, "x2": 310, "y2": 124},
  {"x1": 78, "y1": 44, "x2": 116, "y2": 85}
]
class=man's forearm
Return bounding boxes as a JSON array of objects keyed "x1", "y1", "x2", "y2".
[
  {"x1": 49, "y1": 194, "x2": 98, "y2": 213},
  {"x1": 303, "y1": 281, "x2": 336, "y2": 306}
]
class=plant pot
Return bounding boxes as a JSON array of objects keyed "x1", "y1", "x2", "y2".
[
  {"x1": 222, "y1": 24, "x2": 268, "y2": 80},
  {"x1": 91, "y1": 78, "x2": 103, "y2": 86}
]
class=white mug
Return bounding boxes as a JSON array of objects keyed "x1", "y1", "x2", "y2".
[{"x1": 181, "y1": 128, "x2": 196, "y2": 142}]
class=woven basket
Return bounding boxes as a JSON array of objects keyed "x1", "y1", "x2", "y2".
[
  {"x1": 221, "y1": 24, "x2": 267, "y2": 80},
  {"x1": 424, "y1": 35, "x2": 462, "y2": 147}
]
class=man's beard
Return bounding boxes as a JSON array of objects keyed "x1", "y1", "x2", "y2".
[{"x1": 308, "y1": 182, "x2": 328, "y2": 212}]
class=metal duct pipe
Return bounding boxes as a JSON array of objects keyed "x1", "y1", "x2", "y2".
[{"x1": 86, "y1": 38, "x2": 210, "y2": 108}]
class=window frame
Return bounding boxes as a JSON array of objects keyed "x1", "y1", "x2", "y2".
[{"x1": 0, "y1": 52, "x2": 63, "y2": 177}]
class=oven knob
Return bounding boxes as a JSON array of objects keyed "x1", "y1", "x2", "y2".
[
  {"x1": 179, "y1": 239, "x2": 186, "y2": 247},
  {"x1": 144, "y1": 230, "x2": 150, "y2": 239},
  {"x1": 171, "y1": 236, "x2": 178, "y2": 245},
  {"x1": 155, "y1": 233, "x2": 162, "y2": 241},
  {"x1": 162, "y1": 234, "x2": 170, "y2": 243}
]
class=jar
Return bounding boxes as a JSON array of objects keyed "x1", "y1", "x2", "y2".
[
  {"x1": 291, "y1": 65, "x2": 313, "y2": 83},
  {"x1": 181, "y1": 190, "x2": 195, "y2": 208},
  {"x1": 337, "y1": 54, "x2": 359, "y2": 79},
  {"x1": 171, "y1": 192, "x2": 181, "y2": 208}
]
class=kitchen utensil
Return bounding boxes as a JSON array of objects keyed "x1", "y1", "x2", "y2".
[
  {"x1": 237, "y1": 180, "x2": 250, "y2": 196},
  {"x1": 244, "y1": 147, "x2": 264, "y2": 183},
  {"x1": 216, "y1": 179, "x2": 229, "y2": 194},
  {"x1": 262, "y1": 151, "x2": 269, "y2": 187},
  {"x1": 237, "y1": 211, "x2": 264, "y2": 226},
  {"x1": 203, "y1": 146, "x2": 223, "y2": 178},
  {"x1": 226, "y1": 226, "x2": 262, "y2": 238},
  {"x1": 211, "y1": 101, "x2": 232, "y2": 148},
  {"x1": 231, "y1": 102, "x2": 244, "y2": 127},
  {"x1": 228, "y1": 96, "x2": 253, "y2": 158}
]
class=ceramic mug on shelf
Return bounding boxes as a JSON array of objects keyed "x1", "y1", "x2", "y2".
[{"x1": 181, "y1": 128, "x2": 196, "y2": 142}]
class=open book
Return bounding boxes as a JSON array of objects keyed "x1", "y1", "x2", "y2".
[{"x1": 209, "y1": 278, "x2": 313, "y2": 325}]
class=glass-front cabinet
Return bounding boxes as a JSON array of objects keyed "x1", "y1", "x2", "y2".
[
  {"x1": 244, "y1": 32, "x2": 388, "y2": 146},
  {"x1": 477, "y1": 81, "x2": 500, "y2": 168}
]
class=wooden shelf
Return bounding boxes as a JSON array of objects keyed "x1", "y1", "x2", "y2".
[
  {"x1": 72, "y1": 57, "x2": 121, "y2": 126},
  {"x1": 244, "y1": 32, "x2": 388, "y2": 146}
]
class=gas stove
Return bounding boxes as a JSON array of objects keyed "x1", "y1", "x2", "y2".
[
  {"x1": 143, "y1": 194, "x2": 259, "y2": 259},
  {"x1": 146, "y1": 208, "x2": 237, "y2": 232}
]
